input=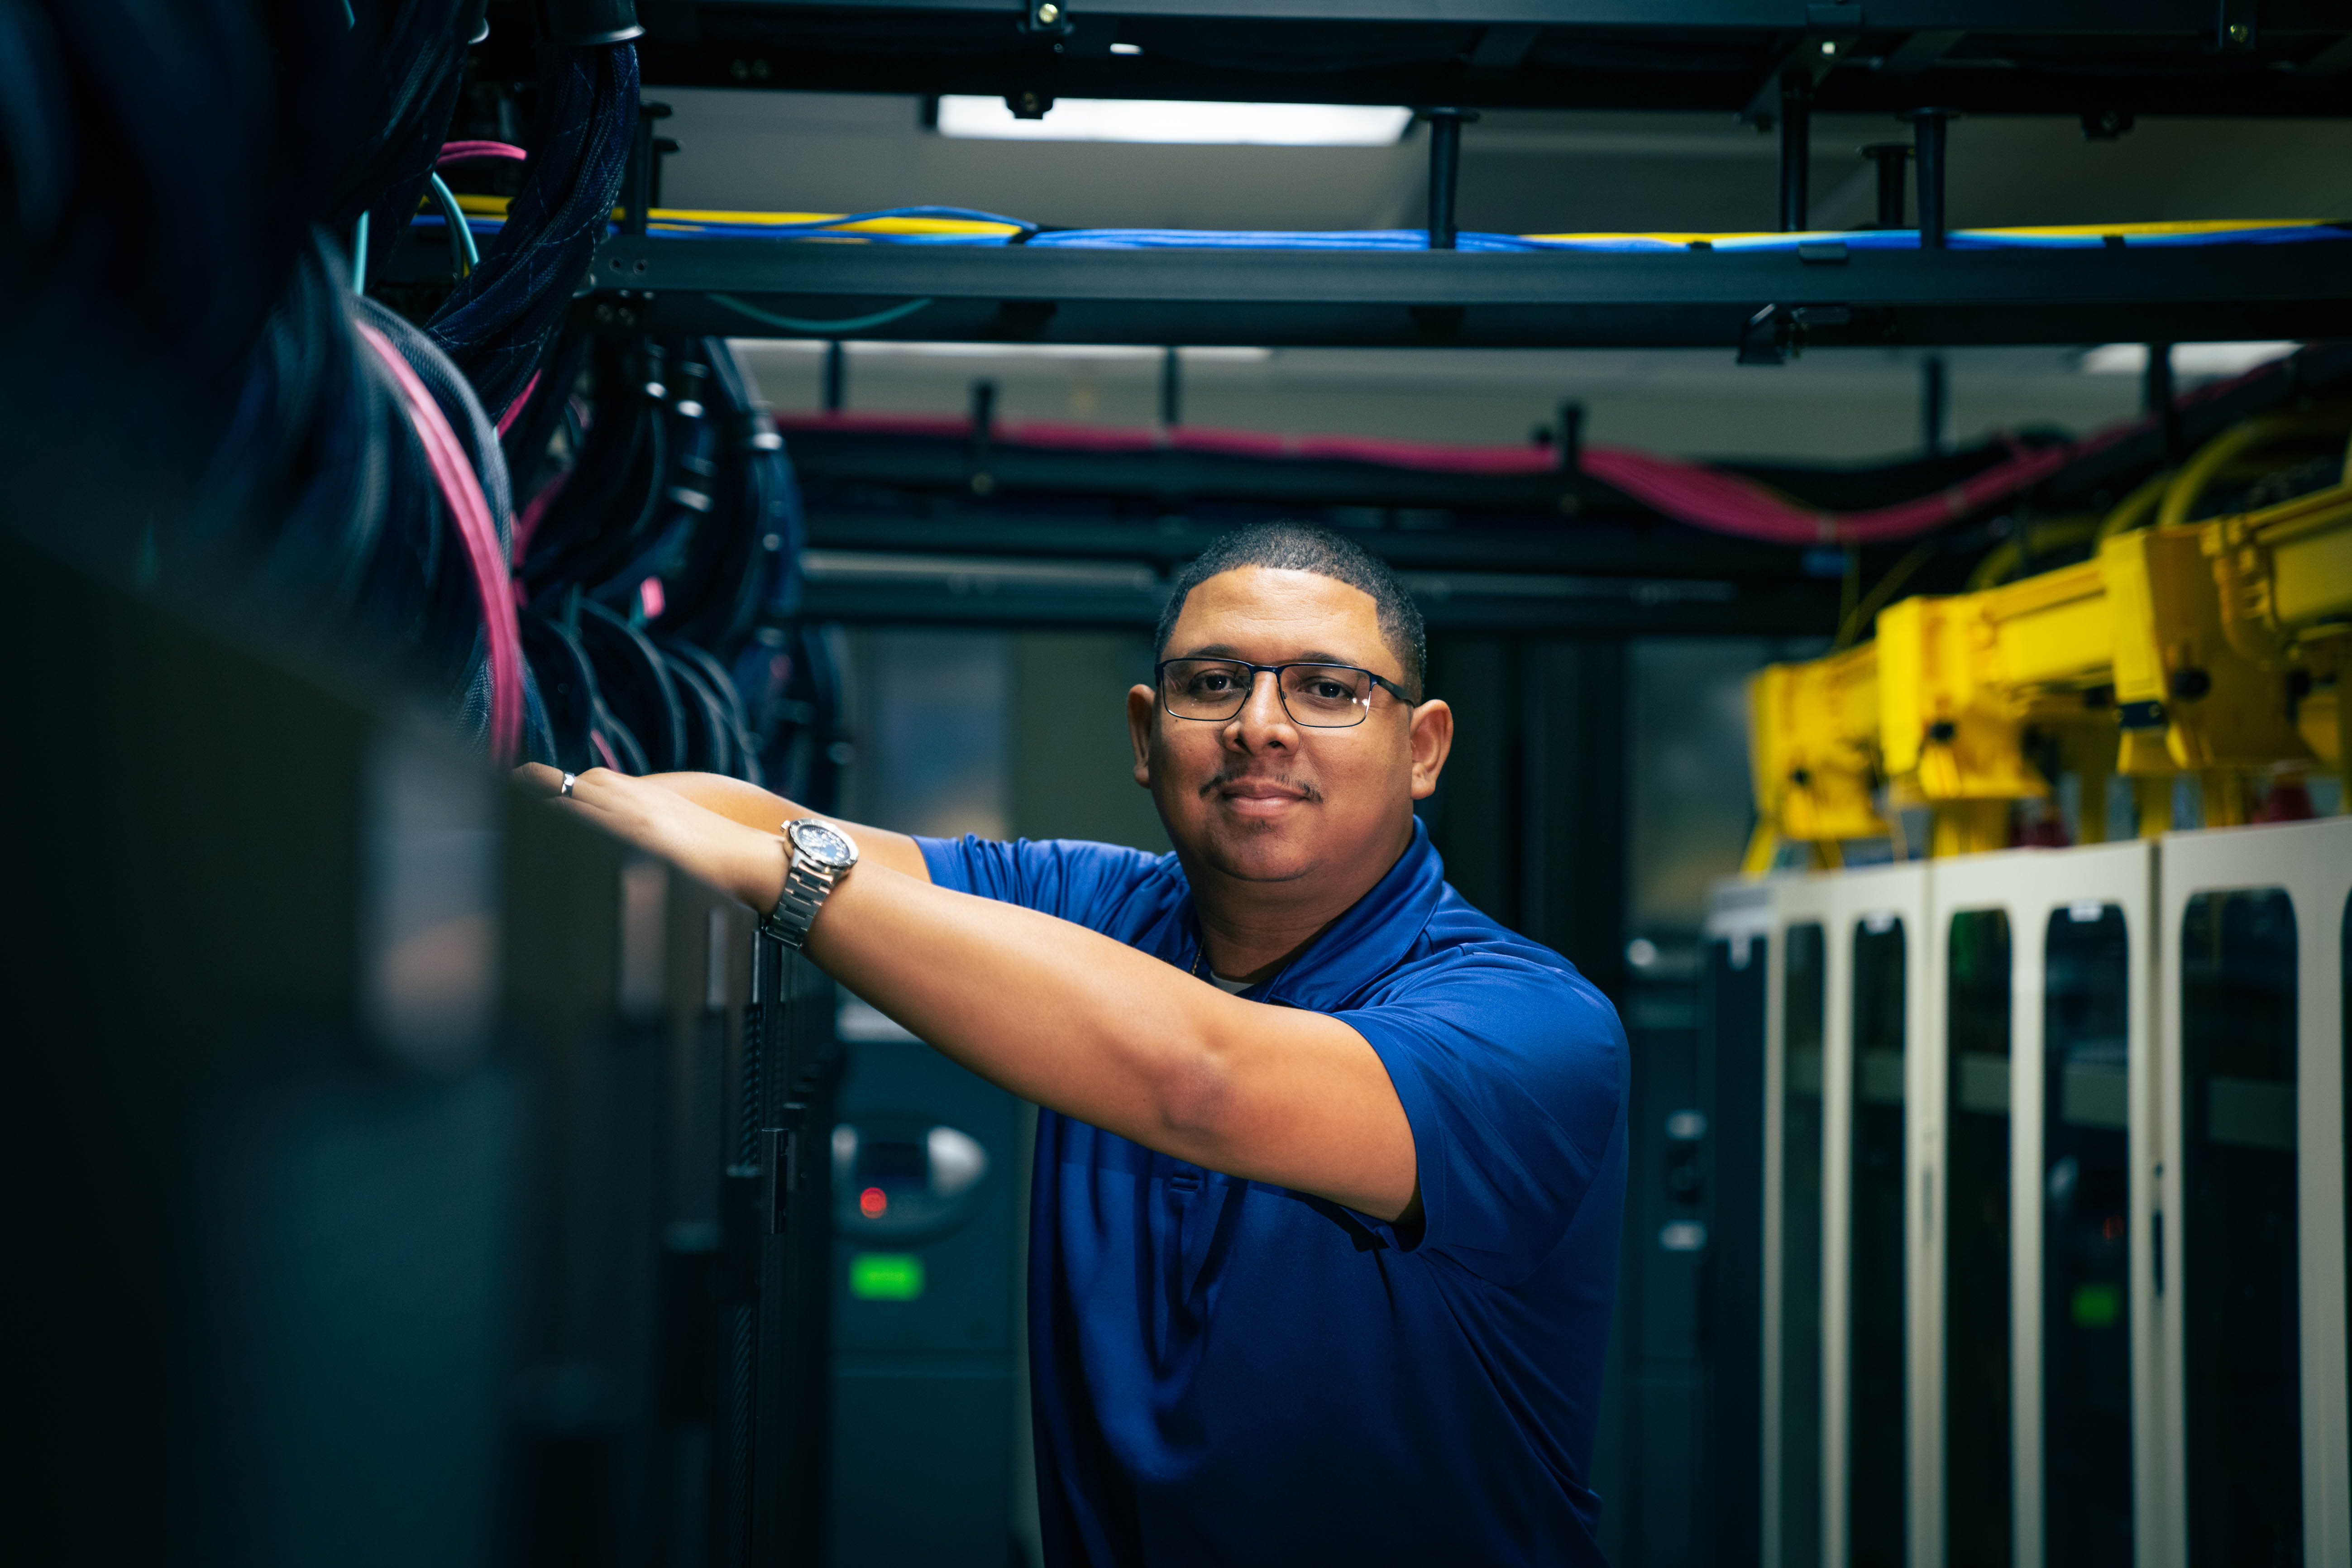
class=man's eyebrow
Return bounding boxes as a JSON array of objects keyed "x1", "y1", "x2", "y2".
[{"x1": 1173, "y1": 645, "x2": 1375, "y2": 668}]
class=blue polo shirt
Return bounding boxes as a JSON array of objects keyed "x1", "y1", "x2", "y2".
[{"x1": 918, "y1": 818, "x2": 1628, "y2": 1567}]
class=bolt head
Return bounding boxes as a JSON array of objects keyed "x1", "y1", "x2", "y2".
[
  {"x1": 1037, "y1": 2, "x2": 1060, "y2": 21},
  {"x1": 2228, "y1": 20, "x2": 2250, "y2": 41}
]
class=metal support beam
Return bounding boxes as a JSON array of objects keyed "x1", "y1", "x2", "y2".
[
  {"x1": 1922, "y1": 355, "x2": 1948, "y2": 454},
  {"x1": 1863, "y1": 143, "x2": 1912, "y2": 229},
  {"x1": 1424, "y1": 108, "x2": 1476, "y2": 251},
  {"x1": 623, "y1": 100, "x2": 673, "y2": 237},
  {"x1": 2145, "y1": 342, "x2": 2180, "y2": 460},
  {"x1": 583, "y1": 236, "x2": 2352, "y2": 351},
  {"x1": 1160, "y1": 346, "x2": 1181, "y2": 427},
  {"x1": 967, "y1": 379, "x2": 998, "y2": 494},
  {"x1": 1912, "y1": 108, "x2": 1953, "y2": 249},
  {"x1": 1779, "y1": 76, "x2": 1812, "y2": 233}
]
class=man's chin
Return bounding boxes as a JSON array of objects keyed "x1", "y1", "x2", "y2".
[{"x1": 1190, "y1": 823, "x2": 1320, "y2": 884}]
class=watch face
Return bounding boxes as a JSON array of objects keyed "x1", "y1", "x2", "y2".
[{"x1": 792, "y1": 819, "x2": 857, "y2": 871}]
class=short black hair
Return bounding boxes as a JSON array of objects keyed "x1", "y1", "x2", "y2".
[{"x1": 1153, "y1": 522, "x2": 1426, "y2": 701}]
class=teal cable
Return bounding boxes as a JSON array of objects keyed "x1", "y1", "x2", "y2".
[
  {"x1": 709, "y1": 293, "x2": 934, "y2": 334},
  {"x1": 351, "y1": 210, "x2": 369, "y2": 293},
  {"x1": 426, "y1": 172, "x2": 479, "y2": 274}
]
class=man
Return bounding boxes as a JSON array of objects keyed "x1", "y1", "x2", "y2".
[{"x1": 529, "y1": 522, "x2": 1627, "y2": 1565}]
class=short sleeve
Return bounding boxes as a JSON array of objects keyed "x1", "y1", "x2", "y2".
[
  {"x1": 918, "y1": 835, "x2": 1169, "y2": 929},
  {"x1": 1335, "y1": 954, "x2": 1626, "y2": 1286}
]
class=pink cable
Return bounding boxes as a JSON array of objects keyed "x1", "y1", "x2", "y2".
[
  {"x1": 770, "y1": 354, "x2": 2288, "y2": 546},
  {"x1": 511, "y1": 464, "x2": 572, "y2": 568},
  {"x1": 438, "y1": 140, "x2": 528, "y2": 167},
  {"x1": 496, "y1": 369, "x2": 542, "y2": 437},
  {"x1": 358, "y1": 322, "x2": 525, "y2": 763}
]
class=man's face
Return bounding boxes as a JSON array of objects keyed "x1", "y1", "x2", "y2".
[{"x1": 1128, "y1": 566, "x2": 1452, "y2": 888}]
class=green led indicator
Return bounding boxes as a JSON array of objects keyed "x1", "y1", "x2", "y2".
[
  {"x1": 2070, "y1": 1282, "x2": 2121, "y2": 1329},
  {"x1": 850, "y1": 1252, "x2": 926, "y2": 1301}
]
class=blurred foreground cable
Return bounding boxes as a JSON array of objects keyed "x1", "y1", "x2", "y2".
[{"x1": 0, "y1": 0, "x2": 351, "y2": 540}]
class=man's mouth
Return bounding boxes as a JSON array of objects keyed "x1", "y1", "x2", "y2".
[{"x1": 1205, "y1": 774, "x2": 1319, "y2": 816}]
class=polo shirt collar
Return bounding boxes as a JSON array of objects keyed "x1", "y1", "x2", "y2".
[{"x1": 1166, "y1": 816, "x2": 1444, "y2": 1010}]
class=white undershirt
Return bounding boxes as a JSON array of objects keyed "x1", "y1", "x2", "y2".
[{"x1": 1208, "y1": 971, "x2": 1252, "y2": 995}]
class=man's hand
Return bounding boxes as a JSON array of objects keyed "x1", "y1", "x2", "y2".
[{"x1": 516, "y1": 765, "x2": 789, "y2": 912}]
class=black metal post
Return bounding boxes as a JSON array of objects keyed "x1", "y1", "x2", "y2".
[
  {"x1": 1778, "y1": 76, "x2": 1811, "y2": 232},
  {"x1": 1556, "y1": 400, "x2": 1584, "y2": 473},
  {"x1": 650, "y1": 134, "x2": 680, "y2": 209},
  {"x1": 1423, "y1": 108, "x2": 1477, "y2": 250},
  {"x1": 1160, "y1": 347, "x2": 1181, "y2": 427},
  {"x1": 1862, "y1": 143, "x2": 1910, "y2": 229},
  {"x1": 2144, "y1": 343, "x2": 2180, "y2": 459},
  {"x1": 968, "y1": 379, "x2": 998, "y2": 494},
  {"x1": 624, "y1": 101, "x2": 673, "y2": 237},
  {"x1": 1921, "y1": 354, "x2": 1947, "y2": 453},
  {"x1": 823, "y1": 342, "x2": 845, "y2": 413},
  {"x1": 1911, "y1": 109, "x2": 1951, "y2": 249}
]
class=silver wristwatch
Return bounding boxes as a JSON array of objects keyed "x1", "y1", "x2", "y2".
[{"x1": 761, "y1": 818, "x2": 860, "y2": 949}]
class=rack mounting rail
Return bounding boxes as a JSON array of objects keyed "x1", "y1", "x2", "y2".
[
  {"x1": 480, "y1": 0, "x2": 2352, "y2": 118},
  {"x1": 580, "y1": 235, "x2": 2352, "y2": 350}
]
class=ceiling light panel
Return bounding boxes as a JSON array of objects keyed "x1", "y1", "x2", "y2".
[{"x1": 936, "y1": 96, "x2": 1413, "y2": 147}]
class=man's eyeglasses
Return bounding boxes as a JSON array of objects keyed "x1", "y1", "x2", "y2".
[{"x1": 1155, "y1": 659, "x2": 1413, "y2": 729}]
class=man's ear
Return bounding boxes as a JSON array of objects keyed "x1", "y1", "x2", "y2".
[
  {"x1": 1407, "y1": 699, "x2": 1454, "y2": 800},
  {"x1": 1127, "y1": 684, "x2": 1157, "y2": 788}
]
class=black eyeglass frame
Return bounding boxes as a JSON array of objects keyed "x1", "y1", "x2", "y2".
[{"x1": 1153, "y1": 658, "x2": 1417, "y2": 729}]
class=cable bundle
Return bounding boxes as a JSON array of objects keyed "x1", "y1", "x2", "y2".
[
  {"x1": 505, "y1": 332, "x2": 818, "y2": 789},
  {"x1": 0, "y1": 1, "x2": 741, "y2": 773},
  {"x1": 428, "y1": 40, "x2": 639, "y2": 421}
]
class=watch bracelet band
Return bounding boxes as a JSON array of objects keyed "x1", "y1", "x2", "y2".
[{"x1": 761, "y1": 851, "x2": 838, "y2": 950}]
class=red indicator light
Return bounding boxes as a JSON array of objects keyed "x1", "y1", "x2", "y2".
[
  {"x1": 860, "y1": 1186, "x2": 888, "y2": 1219},
  {"x1": 2103, "y1": 1214, "x2": 2124, "y2": 1241}
]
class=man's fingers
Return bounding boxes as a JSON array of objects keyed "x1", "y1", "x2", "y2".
[
  {"x1": 514, "y1": 763, "x2": 565, "y2": 797},
  {"x1": 514, "y1": 763, "x2": 621, "y2": 810}
]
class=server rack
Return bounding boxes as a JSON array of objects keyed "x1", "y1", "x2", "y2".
[
  {"x1": 2156, "y1": 817, "x2": 2352, "y2": 1568},
  {"x1": 1729, "y1": 820, "x2": 2352, "y2": 1568},
  {"x1": 1844, "y1": 865, "x2": 1932, "y2": 1568},
  {"x1": 1924, "y1": 842, "x2": 2158, "y2": 1568},
  {"x1": 1702, "y1": 882, "x2": 1775, "y2": 1568},
  {"x1": 1759, "y1": 864, "x2": 1931, "y2": 1568}
]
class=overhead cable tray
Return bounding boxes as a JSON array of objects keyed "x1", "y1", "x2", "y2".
[
  {"x1": 478, "y1": 0, "x2": 2352, "y2": 119},
  {"x1": 570, "y1": 220, "x2": 2352, "y2": 351}
]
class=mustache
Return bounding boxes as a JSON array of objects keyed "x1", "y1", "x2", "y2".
[{"x1": 1199, "y1": 768, "x2": 1323, "y2": 803}]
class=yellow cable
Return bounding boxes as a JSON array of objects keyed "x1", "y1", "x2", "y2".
[
  {"x1": 2156, "y1": 411, "x2": 2352, "y2": 532},
  {"x1": 1963, "y1": 516, "x2": 2099, "y2": 591},
  {"x1": 2096, "y1": 468, "x2": 2172, "y2": 543},
  {"x1": 1834, "y1": 540, "x2": 1935, "y2": 650},
  {"x1": 451, "y1": 192, "x2": 2322, "y2": 249}
]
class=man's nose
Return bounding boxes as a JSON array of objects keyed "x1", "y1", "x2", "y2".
[{"x1": 1227, "y1": 669, "x2": 1294, "y2": 747}]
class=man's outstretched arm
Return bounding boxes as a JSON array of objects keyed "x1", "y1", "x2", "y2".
[{"x1": 522, "y1": 765, "x2": 1420, "y2": 1226}]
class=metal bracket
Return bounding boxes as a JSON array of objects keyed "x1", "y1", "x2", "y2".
[
  {"x1": 759, "y1": 1117, "x2": 804, "y2": 1235},
  {"x1": 1017, "y1": 0, "x2": 1074, "y2": 36},
  {"x1": 2216, "y1": 0, "x2": 2257, "y2": 53},
  {"x1": 1740, "y1": 23, "x2": 1861, "y2": 128},
  {"x1": 1738, "y1": 302, "x2": 1851, "y2": 365},
  {"x1": 1466, "y1": 23, "x2": 1540, "y2": 76}
]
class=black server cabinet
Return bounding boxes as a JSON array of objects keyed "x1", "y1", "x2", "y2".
[
  {"x1": 4, "y1": 530, "x2": 843, "y2": 1567},
  {"x1": 721, "y1": 933, "x2": 841, "y2": 1568}
]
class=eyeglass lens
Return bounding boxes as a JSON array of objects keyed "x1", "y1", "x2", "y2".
[{"x1": 1161, "y1": 660, "x2": 1375, "y2": 727}]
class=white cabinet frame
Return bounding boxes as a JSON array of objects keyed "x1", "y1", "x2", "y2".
[
  {"x1": 1928, "y1": 842, "x2": 2157, "y2": 1568},
  {"x1": 2156, "y1": 817, "x2": 2352, "y2": 1568}
]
